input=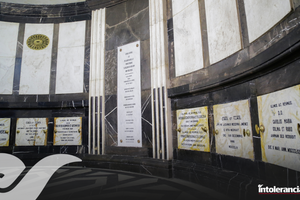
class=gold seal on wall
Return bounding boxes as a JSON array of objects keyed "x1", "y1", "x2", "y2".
[{"x1": 26, "y1": 34, "x2": 50, "y2": 50}]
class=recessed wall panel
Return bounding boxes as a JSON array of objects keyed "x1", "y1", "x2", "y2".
[
  {"x1": 244, "y1": 0, "x2": 291, "y2": 43},
  {"x1": 55, "y1": 21, "x2": 85, "y2": 94},
  {"x1": 258, "y1": 85, "x2": 300, "y2": 172},
  {"x1": 19, "y1": 23, "x2": 53, "y2": 94},
  {"x1": 172, "y1": 0, "x2": 204, "y2": 76},
  {"x1": 205, "y1": 0, "x2": 241, "y2": 64},
  {"x1": 0, "y1": 22, "x2": 19, "y2": 94}
]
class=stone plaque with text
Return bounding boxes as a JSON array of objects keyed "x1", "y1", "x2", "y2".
[
  {"x1": 117, "y1": 41, "x2": 142, "y2": 147},
  {"x1": 213, "y1": 100, "x2": 254, "y2": 160},
  {"x1": 177, "y1": 107, "x2": 210, "y2": 152},
  {"x1": 258, "y1": 85, "x2": 300, "y2": 172},
  {"x1": 0, "y1": 118, "x2": 10, "y2": 146},
  {"x1": 15, "y1": 118, "x2": 48, "y2": 146},
  {"x1": 54, "y1": 117, "x2": 82, "y2": 146}
]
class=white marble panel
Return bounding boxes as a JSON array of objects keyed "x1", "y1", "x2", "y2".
[
  {"x1": 172, "y1": 0, "x2": 203, "y2": 76},
  {"x1": 118, "y1": 41, "x2": 142, "y2": 147},
  {"x1": 15, "y1": 118, "x2": 48, "y2": 146},
  {"x1": 257, "y1": 85, "x2": 300, "y2": 172},
  {"x1": 0, "y1": 21, "x2": 19, "y2": 57},
  {"x1": 0, "y1": 0, "x2": 85, "y2": 5},
  {"x1": 58, "y1": 21, "x2": 86, "y2": 48},
  {"x1": 244, "y1": 0, "x2": 291, "y2": 43},
  {"x1": 0, "y1": 57, "x2": 16, "y2": 94},
  {"x1": 19, "y1": 23, "x2": 53, "y2": 94},
  {"x1": 0, "y1": 118, "x2": 10, "y2": 147},
  {"x1": 56, "y1": 46, "x2": 84, "y2": 94},
  {"x1": 55, "y1": 21, "x2": 85, "y2": 94},
  {"x1": 213, "y1": 100, "x2": 254, "y2": 160},
  {"x1": 0, "y1": 22, "x2": 19, "y2": 94},
  {"x1": 205, "y1": 0, "x2": 241, "y2": 64},
  {"x1": 172, "y1": 0, "x2": 195, "y2": 16}
]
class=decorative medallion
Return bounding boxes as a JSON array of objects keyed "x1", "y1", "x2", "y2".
[{"x1": 26, "y1": 34, "x2": 50, "y2": 50}]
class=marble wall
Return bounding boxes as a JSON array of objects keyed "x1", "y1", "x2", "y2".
[
  {"x1": 0, "y1": 21, "x2": 18, "y2": 94},
  {"x1": 56, "y1": 21, "x2": 86, "y2": 94},
  {"x1": 0, "y1": 0, "x2": 85, "y2": 4}
]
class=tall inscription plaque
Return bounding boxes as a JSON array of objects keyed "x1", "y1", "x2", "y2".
[
  {"x1": 0, "y1": 118, "x2": 10, "y2": 146},
  {"x1": 54, "y1": 117, "x2": 82, "y2": 146},
  {"x1": 117, "y1": 41, "x2": 142, "y2": 147},
  {"x1": 15, "y1": 118, "x2": 48, "y2": 146},
  {"x1": 213, "y1": 100, "x2": 254, "y2": 160},
  {"x1": 177, "y1": 107, "x2": 210, "y2": 152},
  {"x1": 258, "y1": 85, "x2": 300, "y2": 171}
]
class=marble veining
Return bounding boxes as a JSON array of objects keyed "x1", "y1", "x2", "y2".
[
  {"x1": 244, "y1": 0, "x2": 291, "y2": 43},
  {"x1": 0, "y1": 22, "x2": 19, "y2": 94},
  {"x1": 55, "y1": 21, "x2": 86, "y2": 94},
  {"x1": 172, "y1": 0, "x2": 204, "y2": 76},
  {"x1": 205, "y1": 0, "x2": 241, "y2": 64},
  {"x1": 19, "y1": 23, "x2": 53, "y2": 95}
]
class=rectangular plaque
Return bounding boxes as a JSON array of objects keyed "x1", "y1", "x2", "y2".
[
  {"x1": 0, "y1": 118, "x2": 10, "y2": 146},
  {"x1": 117, "y1": 41, "x2": 142, "y2": 147},
  {"x1": 54, "y1": 117, "x2": 82, "y2": 146},
  {"x1": 177, "y1": 107, "x2": 210, "y2": 152},
  {"x1": 213, "y1": 100, "x2": 254, "y2": 160},
  {"x1": 258, "y1": 85, "x2": 300, "y2": 171},
  {"x1": 15, "y1": 118, "x2": 48, "y2": 146}
]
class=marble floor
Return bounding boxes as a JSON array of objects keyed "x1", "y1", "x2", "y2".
[{"x1": 35, "y1": 167, "x2": 233, "y2": 200}]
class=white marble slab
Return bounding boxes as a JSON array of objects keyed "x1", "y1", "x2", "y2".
[
  {"x1": 172, "y1": 0, "x2": 195, "y2": 16},
  {"x1": 213, "y1": 100, "x2": 254, "y2": 160},
  {"x1": 19, "y1": 23, "x2": 53, "y2": 94},
  {"x1": 172, "y1": 0, "x2": 204, "y2": 76},
  {"x1": 55, "y1": 21, "x2": 85, "y2": 94},
  {"x1": 117, "y1": 41, "x2": 142, "y2": 147},
  {"x1": 0, "y1": 118, "x2": 10, "y2": 147},
  {"x1": 205, "y1": 0, "x2": 241, "y2": 64},
  {"x1": 177, "y1": 107, "x2": 210, "y2": 152},
  {"x1": 15, "y1": 118, "x2": 48, "y2": 146},
  {"x1": 257, "y1": 85, "x2": 300, "y2": 172},
  {"x1": 54, "y1": 117, "x2": 82, "y2": 146},
  {"x1": 244, "y1": 0, "x2": 291, "y2": 43},
  {"x1": 0, "y1": 21, "x2": 19, "y2": 94},
  {"x1": 0, "y1": 0, "x2": 85, "y2": 5}
]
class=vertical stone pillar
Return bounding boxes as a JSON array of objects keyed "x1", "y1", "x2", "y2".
[
  {"x1": 89, "y1": 8, "x2": 106, "y2": 155},
  {"x1": 149, "y1": 0, "x2": 172, "y2": 159}
]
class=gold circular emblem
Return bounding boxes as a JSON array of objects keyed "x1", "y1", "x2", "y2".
[{"x1": 26, "y1": 34, "x2": 50, "y2": 50}]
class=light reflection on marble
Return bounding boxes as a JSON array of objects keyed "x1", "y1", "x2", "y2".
[
  {"x1": 172, "y1": 0, "x2": 204, "y2": 76},
  {"x1": 205, "y1": 0, "x2": 241, "y2": 64},
  {"x1": 0, "y1": 21, "x2": 19, "y2": 94},
  {"x1": 244, "y1": 0, "x2": 291, "y2": 43},
  {"x1": 19, "y1": 23, "x2": 53, "y2": 95},
  {"x1": 55, "y1": 21, "x2": 85, "y2": 94}
]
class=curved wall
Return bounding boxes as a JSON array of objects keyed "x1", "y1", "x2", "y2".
[{"x1": 0, "y1": 0, "x2": 300, "y2": 199}]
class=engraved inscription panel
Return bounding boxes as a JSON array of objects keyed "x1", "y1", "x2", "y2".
[
  {"x1": 54, "y1": 117, "x2": 82, "y2": 146},
  {"x1": 258, "y1": 85, "x2": 300, "y2": 171},
  {"x1": 0, "y1": 118, "x2": 10, "y2": 146},
  {"x1": 177, "y1": 107, "x2": 210, "y2": 152},
  {"x1": 117, "y1": 41, "x2": 142, "y2": 147},
  {"x1": 213, "y1": 100, "x2": 254, "y2": 160},
  {"x1": 15, "y1": 118, "x2": 48, "y2": 146}
]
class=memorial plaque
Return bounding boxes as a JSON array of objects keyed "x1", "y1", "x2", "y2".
[
  {"x1": 54, "y1": 117, "x2": 82, "y2": 146},
  {"x1": 117, "y1": 41, "x2": 142, "y2": 147},
  {"x1": 15, "y1": 118, "x2": 48, "y2": 146},
  {"x1": 0, "y1": 118, "x2": 10, "y2": 146},
  {"x1": 213, "y1": 100, "x2": 254, "y2": 160},
  {"x1": 258, "y1": 85, "x2": 300, "y2": 171},
  {"x1": 177, "y1": 107, "x2": 210, "y2": 152}
]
